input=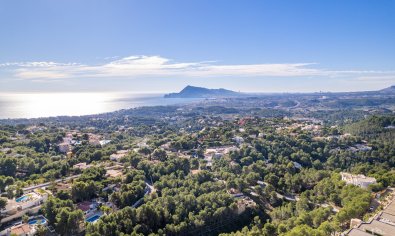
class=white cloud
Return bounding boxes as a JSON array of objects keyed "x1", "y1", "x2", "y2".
[{"x1": 1, "y1": 55, "x2": 395, "y2": 83}]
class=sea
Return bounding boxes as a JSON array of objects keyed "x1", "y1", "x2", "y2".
[{"x1": 0, "y1": 92, "x2": 202, "y2": 119}]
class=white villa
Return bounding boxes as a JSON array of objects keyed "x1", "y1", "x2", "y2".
[{"x1": 340, "y1": 172, "x2": 377, "y2": 189}]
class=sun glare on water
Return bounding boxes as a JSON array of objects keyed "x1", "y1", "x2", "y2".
[{"x1": 3, "y1": 92, "x2": 121, "y2": 118}]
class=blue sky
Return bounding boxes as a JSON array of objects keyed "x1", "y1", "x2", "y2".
[{"x1": 0, "y1": 0, "x2": 394, "y2": 93}]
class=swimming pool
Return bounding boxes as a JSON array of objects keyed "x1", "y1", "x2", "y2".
[
  {"x1": 15, "y1": 195, "x2": 29, "y2": 202},
  {"x1": 28, "y1": 216, "x2": 47, "y2": 225},
  {"x1": 86, "y1": 214, "x2": 101, "y2": 223}
]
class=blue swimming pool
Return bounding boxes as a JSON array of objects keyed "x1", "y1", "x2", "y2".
[
  {"x1": 86, "y1": 214, "x2": 101, "y2": 223},
  {"x1": 28, "y1": 216, "x2": 47, "y2": 225},
  {"x1": 15, "y1": 195, "x2": 29, "y2": 202}
]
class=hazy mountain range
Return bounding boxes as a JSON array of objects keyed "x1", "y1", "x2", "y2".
[{"x1": 164, "y1": 85, "x2": 395, "y2": 98}]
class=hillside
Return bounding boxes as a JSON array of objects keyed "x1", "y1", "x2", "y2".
[
  {"x1": 164, "y1": 85, "x2": 240, "y2": 98},
  {"x1": 380, "y1": 85, "x2": 395, "y2": 93}
]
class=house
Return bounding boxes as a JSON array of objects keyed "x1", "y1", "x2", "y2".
[
  {"x1": 347, "y1": 219, "x2": 395, "y2": 236},
  {"x1": 73, "y1": 162, "x2": 91, "y2": 170},
  {"x1": 233, "y1": 197, "x2": 256, "y2": 215},
  {"x1": 190, "y1": 169, "x2": 202, "y2": 175},
  {"x1": 0, "y1": 223, "x2": 36, "y2": 236},
  {"x1": 110, "y1": 150, "x2": 129, "y2": 161},
  {"x1": 257, "y1": 181, "x2": 266, "y2": 187},
  {"x1": 99, "y1": 140, "x2": 111, "y2": 146},
  {"x1": 54, "y1": 182, "x2": 72, "y2": 192},
  {"x1": 106, "y1": 169, "x2": 123, "y2": 178},
  {"x1": 352, "y1": 144, "x2": 372, "y2": 152},
  {"x1": 340, "y1": 172, "x2": 376, "y2": 188},
  {"x1": 204, "y1": 146, "x2": 239, "y2": 160},
  {"x1": 58, "y1": 142, "x2": 71, "y2": 153},
  {"x1": 77, "y1": 201, "x2": 92, "y2": 213},
  {"x1": 58, "y1": 134, "x2": 75, "y2": 153},
  {"x1": 293, "y1": 161, "x2": 303, "y2": 169},
  {"x1": 233, "y1": 136, "x2": 244, "y2": 144},
  {"x1": 205, "y1": 149, "x2": 223, "y2": 159},
  {"x1": 160, "y1": 143, "x2": 171, "y2": 150}
]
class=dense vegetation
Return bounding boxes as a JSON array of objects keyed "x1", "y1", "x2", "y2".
[{"x1": 0, "y1": 102, "x2": 394, "y2": 235}]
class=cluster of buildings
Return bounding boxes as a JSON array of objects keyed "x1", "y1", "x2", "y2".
[
  {"x1": 0, "y1": 189, "x2": 51, "y2": 236},
  {"x1": 58, "y1": 132, "x2": 111, "y2": 154},
  {"x1": 0, "y1": 215, "x2": 49, "y2": 236},
  {"x1": 0, "y1": 161, "x2": 127, "y2": 235},
  {"x1": 1, "y1": 189, "x2": 50, "y2": 225}
]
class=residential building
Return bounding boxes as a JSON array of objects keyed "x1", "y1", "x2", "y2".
[
  {"x1": 0, "y1": 223, "x2": 36, "y2": 236},
  {"x1": 340, "y1": 172, "x2": 377, "y2": 189},
  {"x1": 106, "y1": 169, "x2": 123, "y2": 178},
  {"x1": 58, "y1": 142, "x2": 71, "y2": 153},
  {"x1": 346, "y1": 194, "x2": 395, "y2": 236},
  {"x1": 73, "y1": 162, "x2": 91, "y2": 170},
  {"x1": 110, "y1": 150, "x2": 129, "y2": 161}
]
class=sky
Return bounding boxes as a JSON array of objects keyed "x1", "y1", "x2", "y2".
[{"x1": 0, "y1": 0, "x2": 394, "y2": 93}]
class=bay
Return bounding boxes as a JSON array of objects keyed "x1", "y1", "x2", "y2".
[{"x1": 0, "y1": 92, "x2": 201, "y2": 119}]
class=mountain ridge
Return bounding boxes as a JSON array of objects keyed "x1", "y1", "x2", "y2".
[
  {"x1": 164, "y1": 85, "x2": 241, "y2": 98},
  {"x1": 380, "y1": 85, "x2": 395, "y2": 93}
]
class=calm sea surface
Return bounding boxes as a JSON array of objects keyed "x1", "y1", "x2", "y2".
[{"x1": 0, "y1": 93, "x2": 201, "y2": 119}]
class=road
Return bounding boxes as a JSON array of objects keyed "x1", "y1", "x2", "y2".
[
  {"x1": 22, "y1": 164, "x2": 123, "y2": 192},
  {"x1": 131, "y1": 181, "x2": 155, "y2": 208},
  {"x1": 145, "y1": 181, "x2": 155, "y2": 194},
  {"x1": 260, "y1": 181, "x2": 339, "y2": 213},
  {"x1": 22, "y1": 174, "x2": 81, "y2": 192}
]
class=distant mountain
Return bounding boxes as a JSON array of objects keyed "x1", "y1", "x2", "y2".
[
  {"x1": 380, "y1": 85, "x2": 395, "y2": 93},
  {"x1": 164, "y1": 85, "x2": 241, "y2": 98}
]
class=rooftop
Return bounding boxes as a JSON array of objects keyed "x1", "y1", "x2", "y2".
[
  {"x1": 379, "y1": 212, "x2": 395, "y2": 225},
  {"x1": 73, "y1": 162, "x2": 91, "y2": 170},
  {"x1": 77, "y1": 201, "x2": 92, "y2": 212},
  {"x1": 347, "y1": 228, "x2": 374, "y2": 236},
  {"x1": 383, "y1": 197, "x2": 395, "y2": 216},
  {"x1": 357, "y1": 219, "x2": 395, "y2": 235},
  {"x1": 10, "y1": 223, "x2": 33, "y2": 235},
  {"x1": 106, "y1": 169, "x2": 123, "y2": 178}
]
